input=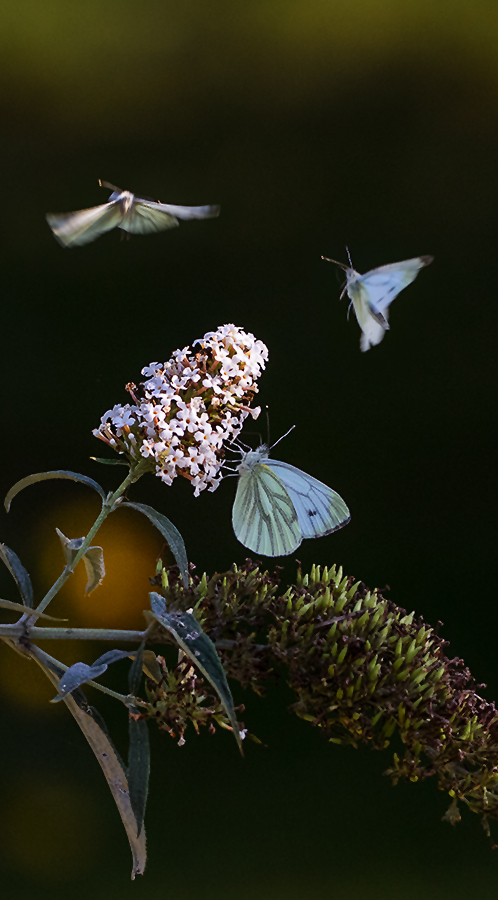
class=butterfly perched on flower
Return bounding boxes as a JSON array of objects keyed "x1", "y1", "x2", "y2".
[
  {"x1": 322, "y1": 252, "x2": 433, "y2": 351},
  {"x1": 232, "y1": 442, "x2": 350, "y2": 556},
  {"x1": 46, "y1": 180, "x2": 220, "y2": 247}
]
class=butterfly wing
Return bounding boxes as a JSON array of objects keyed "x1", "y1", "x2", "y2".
[
  {"x1": 118, "y1": 201, "x2": 179, "y2": 234},
  {"x1": 265, "y1": 460, "x2": 350, "y2": 539},
  {"x1": 46, "y1": 201, "x2": 123, "y2": 247},
  {"x1": 358, "y1": 256, "x2": 433, "y2": 314},
  {"x1": 141, "y1": 201, "x2": 220, "y2": 221},
  {"x1": 119, "y1": 199, "x2": 220, "y2": 234},
  {"x1": 347, "y1": 282, "x2": 388, "y2": 352},
  {"x1": 346, "y1": 256, "x2": 432, "y2": 351},
  {"x1": 232, "y1": 462, "x2": 302, "y2": 556}
]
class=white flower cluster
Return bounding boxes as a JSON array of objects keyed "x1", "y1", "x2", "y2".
[{"x1": 93, "y1": 324, "x2": 268, "y2": 495}]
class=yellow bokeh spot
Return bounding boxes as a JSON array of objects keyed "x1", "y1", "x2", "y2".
[
  {"x1": 0, "y1": 494, "x2": 172, "y2": 708},
  {"x1": 35, "y1": 497, "x2": 165, "y2": 630}
]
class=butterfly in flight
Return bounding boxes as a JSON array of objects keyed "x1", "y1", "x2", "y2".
[
  {"x1": 322, "y1": 252, "x2": 433, "y2": 351},
  {"x1": 46, "y1": 180, "x2": 220, "y2": 247},
  {"x1": 232, "y1": 442, "x2": 350, "y2": 557}
]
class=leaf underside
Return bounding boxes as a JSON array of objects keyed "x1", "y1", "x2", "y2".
[
  {"x1": 149, "y1": 593, "x2": 242, "y2": 753},
  {"x1": 35, "y1": 655, "x2": 146, "y2": 879},
  {"x1": 128, "y1": 713, "x2": 150, "y2": 837},
  {"x1": 122, "y1": 502, "x2": 189, "y2": 587},
  {"x1": 4, "y1": 470, "x2": 106, "y2": 511},
  {"x1": 0, "y1": 544, "x2": 34, "y2": 607}
]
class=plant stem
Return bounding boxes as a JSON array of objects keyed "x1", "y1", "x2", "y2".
[
  {"x1": 33, "y1": 459, "x2": 150, "y2": 618},
  {"x1": 0, "y1": 624, "x2": 147, "y2": 641},
  {"x1": 31, "y1": 626, "x2": 147, "y2": 641}
]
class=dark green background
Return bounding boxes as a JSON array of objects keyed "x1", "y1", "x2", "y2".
[{"x1": 1, "y1": 1, "x2": 498, "y2": 896}]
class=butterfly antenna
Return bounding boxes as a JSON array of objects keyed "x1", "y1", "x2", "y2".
[
  {"x1": 228, "y1": 437, "x2": 252, "y2": 453},
  {"x1": 322, "y1": 255, "x2": 350, "y2": 296},
  {"x1": 234, "y1": 431, "x2": 263, "y2": 449},
  {"x1": 270, "y1": 424, "x2": 296, "y2": 451},
  {"x1": 321, "y1": 255, "x2": 348, "y2": 270},
  {"x1": 99, "y1": 179, "x2": 123, "y2": 192},
  {"x1": 345, "y1": 245, "x2": 354, "y2": 268},
  {"x1": 265, "y1": 406, "x2": 270, "y2": 447}
]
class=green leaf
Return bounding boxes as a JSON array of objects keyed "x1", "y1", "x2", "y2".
[
  {"x1": 5, "y1": 471, "x2": 106, "y2": 512},
  {"x1": 127, "y1": 649, "x2": 163, "y2": 683},
  {"x1": 0, "y1": 544, "x2": 34, "y2": 607},
  {"x1": 128, "y1": 641, "x2": 145, "y2": 695},
  {"x1": 52, "y1": 650, "x2": 135, "y2": 701},
  {"x1": 52, "y1": 662, "x2": 109, "y2": 702},
  {"x1": 122, "y1": 502, "x2": 188, "y2": 587},
  {"x1": 149, "y1": 593, "x2": 242, "y2": 753},
  {"x1": 140, "y1": 650, "x2": 163, "y2": 683},
  {"x1": 35, "y1": 655, "x2": 146, "y2": 878},
  {"x1": 128, "y1": 712, "x2": 150, "y2": 837},
  {"x1": 90, "y1": 457, "x2": 130, "y2": 466},
  {"x1": 92, "y1": 649, "x2": 135, "y2": 668},
  {"x1": 0, "y1": 598, "x2": 65, "y2": 620},
  {"x1": 82, "y1": 547, "x2": 105, "y2": 594},
  {"x1": 55, "y1": 529, "x2": 105, "y2": 594},
  {"x1": 56, "y1": 528, "x2": 86, "y2": 566}
]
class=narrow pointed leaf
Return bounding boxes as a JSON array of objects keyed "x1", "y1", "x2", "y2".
[
  {"x1": 140, "y1": 650, "x2": 163, "y2": 683},
  {"x1": 92, "y1": 649, "x2": 135, "y2": 668},
  {"x1": 129, "y1": 641, "x2": 145, "y2": 695},
  {"x1": 5, "y1": 471, "x2": 106, "y2": 511},
  {"x1": 127, "y1": 649, "x2": 163, "y2": 683},
  {"x1": 122, "y1": 502, "x2": 188, "y2": 587},
  {"x1": 91, "y1": 456, "x2": 130, "y2": 466},
  {"x1": 149, "y1": 593, "x2": 242, "y2": 753},
  {"x1": 35, "y1": 655, "x2": 146, "y2": 878},
  {"x1": 128, "y1": 712, "x2": 150, "y2": 836},
  {"x1": 0, "y1": 598, "x2": 66, "y2": 620},
  {"x1": 0, "y1": 544, "x2": 34, "y2": 607}
]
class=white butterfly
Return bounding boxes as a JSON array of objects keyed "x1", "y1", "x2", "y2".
[
  {"x1": 322, "y1": 252, "x2": 433, "y2": 351},
  {"x1": 46, "y1": 180, "x2": 220, "y2": 247},
  {"x1": 232, "y1": 443, "x2": 350, "y2": 557}
]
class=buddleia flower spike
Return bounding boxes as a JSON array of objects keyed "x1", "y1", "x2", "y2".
[{"x1": 94, "y1": 325, "x2": 268, "y2": 496}]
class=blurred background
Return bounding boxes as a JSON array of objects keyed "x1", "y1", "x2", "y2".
[{"x1": 1, "y1": 0, "x2": 498, "y2": 896}]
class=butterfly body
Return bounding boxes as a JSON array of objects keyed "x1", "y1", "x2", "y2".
[
  {"x1": 46, "y1": 180, "x2": 220, "y2": 247},
  {"x1": 323, "y1": 254, "x2": 433, "y2": 351},
  {"x1": 232, "y1": 444, "x2": 350, "y2": 557}
]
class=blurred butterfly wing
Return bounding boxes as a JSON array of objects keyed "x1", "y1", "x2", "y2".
[
  {"x1": 347, "y1": 281, "x2": 388, "y2": 352},
  {"x1": 138, "y1": 200, "x2": 220, "y2": 221},
  {"x1": 359, "y1": 256, "x2": 433, "y2": 314},
  {"x1": 232, "y1": 463, "x2": 302, "y2": 556},
  {"x1": 119, "y1": 198, "x2": 220, "y2": 234},
  {"x1": 359, "y1": 315, "x2": 388, "y2": 351},
  {"x1": 346, "y1": 256, "x2": 432, "y2": 351},
  {"x1": 265, "y1": 460, "x2": 350, "y2": 539},
  {"x1": 46, "y1": 201, "x2": 122, "y2": 247},
  {"x1": 119, "y1": 201, "x2": 180, "y2": 234}
]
